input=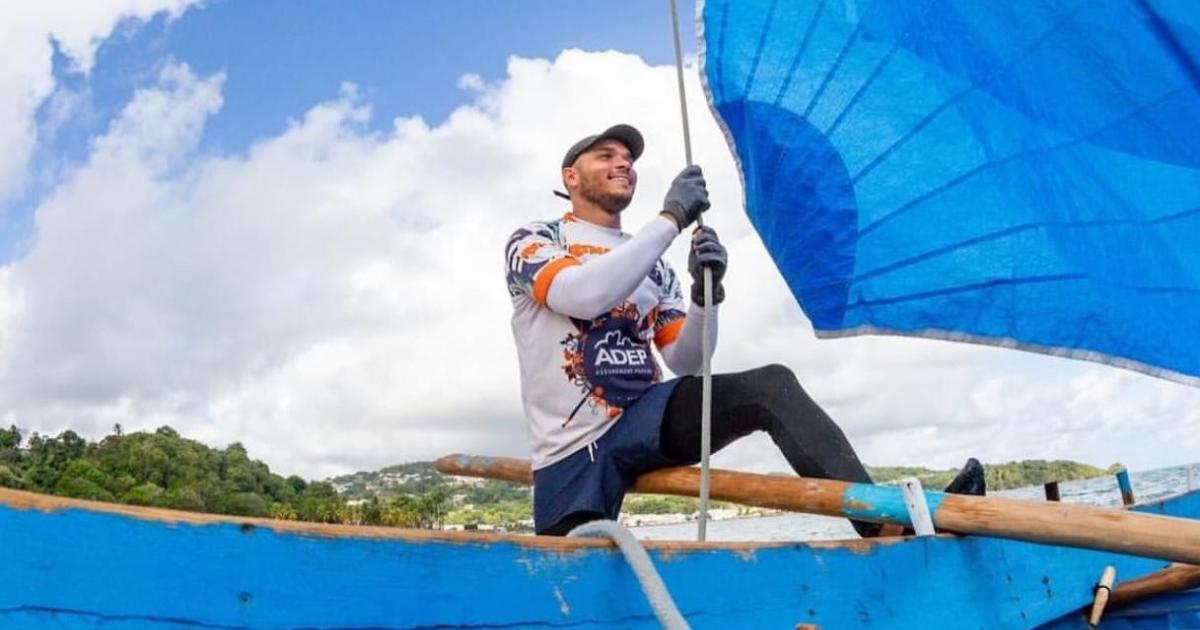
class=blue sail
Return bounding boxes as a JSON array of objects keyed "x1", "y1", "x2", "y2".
[{"x1": 700, "y1": 0, "x2": 1200, "y2": 384}]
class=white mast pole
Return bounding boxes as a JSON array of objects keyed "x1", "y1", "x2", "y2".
[{"x1": 668, "y1": 0, "x2": 714, "y2": 542}]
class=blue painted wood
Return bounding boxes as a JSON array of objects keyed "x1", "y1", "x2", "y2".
[
  {"x1": 1, "y1": 489, "x2": 1196, "y2": 629},
  {"x1": 1118, "y1": 469, "x2": 1137, "y2": 505},
  {"x1": 843, "y1": 481, "x2": 946, "y2": 527},
  {"x1": 1037, "y1": 589, "x2": 1200, "y2": 629}
]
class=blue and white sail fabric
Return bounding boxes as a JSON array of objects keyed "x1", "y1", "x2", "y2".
[{"x1": 700, "y1": 0, "x2": 1200, "y2": 384}]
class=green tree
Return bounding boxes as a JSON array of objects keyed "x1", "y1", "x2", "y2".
[
  {"x1": 23, "y1": 431, "x2": 87, "y2": 491},
  {"x1": 0, "y1": 425, "x2": 22, "y2": 473},
  {"x1": 222, "y1": 492, "x2": 268, "y2": 517},
  {"x1": 0, "y1": 464, "x2": 22, "y2": 489},
  {"x1": 269, "y1": 502, "x2": 298, "y2": 520},
  {"x1": 54, "y1": 459, "x2": 115, "y2": 501},
  {"x1": 123, "y1": 482, "x2": 165, "y2": 506},
  {"x1": 286, "y1": 475, "x2": 307, "y2": 494},
  {"x1": 164, "y1": 486, "x2": 207, "y2": 512},
  {"x1": 0, "y1": 425, "x2": 21, "y2": 449}
]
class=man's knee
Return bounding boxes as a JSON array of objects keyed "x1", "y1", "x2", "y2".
[
  {"x1": 751, "y1": 363, "x2": 802, "y2": 392},
  {"x1": 757, "y1": 363, "x2": 795, "y2": 381}
]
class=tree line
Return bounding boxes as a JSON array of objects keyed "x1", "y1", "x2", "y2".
[{"x1": 0, "y1": 425, "x2": 448, "y2": 528}]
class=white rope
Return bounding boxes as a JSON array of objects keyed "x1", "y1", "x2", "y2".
[
  {"x1": 569, "y1": 520, "x2": 691, "y2": 629},
  {"x1": 668, "y1": 0, "x2": 714, "y2": 545}
]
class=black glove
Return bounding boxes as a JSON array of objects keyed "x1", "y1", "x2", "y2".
[
  {"x1": 688, "y1": 226, "x2": 727, "y2": 305},
  {"x1": 661, "y1": 165, "x2": 710, "y2": 229}
]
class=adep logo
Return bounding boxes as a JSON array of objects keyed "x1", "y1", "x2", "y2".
[
  {"x1": 575, "y1": 319, "x2": 657, "y2": 408},
  {"x1": 592, "y1": 331, "x2": 649, "y2": 367}
]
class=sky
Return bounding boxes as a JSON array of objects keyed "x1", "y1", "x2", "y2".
[{"x1": 1, "y1": 0, "x2": 1197, "y2": 480}]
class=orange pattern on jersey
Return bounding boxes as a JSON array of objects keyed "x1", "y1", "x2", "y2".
[
  {"x1": 567, "y1": 243, "x2": 610, "y2": 258},
  {"x1": 532, "y1": 257, "x2": 580, "y2": 306},
  {"x1": 654, "y1": 318, "x2": 686, "y2": 348},
  {"x1": 560, "y1": 333, "x2": 619, "y2": 423},
  {"x1": 610, "y1": 301, "x2": 637, "y2": 319},
  {"x1": 562, "y1": 346, "x2": 584, "y2": 382},
  {"x1": 520, "y1": 242, "x2": 544, "y2": 259}
]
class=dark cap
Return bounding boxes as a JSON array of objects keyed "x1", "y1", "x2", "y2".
[{"x1": 560, "y1": 124, "x2": 644, "y2": 169}]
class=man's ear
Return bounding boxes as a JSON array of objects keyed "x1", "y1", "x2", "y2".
[{"x1": 562, "y1": 167, "x2": 577, "y2": 190}]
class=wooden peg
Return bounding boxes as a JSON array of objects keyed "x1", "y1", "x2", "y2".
[
  {"x1": 1116, "y1": 469, "x2": 1135, "y2": 506},
  {"x1": 1088, "y1": 565, "x2": 1117, "y2": 628}
]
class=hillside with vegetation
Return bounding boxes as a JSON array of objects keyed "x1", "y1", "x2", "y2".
[
  {"x1": 0, "y1": 425, "x2": 444, "y2": 527},
  {"x1": 0, "y1": 424, "x2": 1116, "y2": 530},
  {"x1": 868, "y1": 460, "x2": 1115, "y2": 491},
  {"x1": 328, "y1": 463, "x2": 734, "y2": 524}
]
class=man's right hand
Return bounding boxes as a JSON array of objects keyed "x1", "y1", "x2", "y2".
[
  {"x1": 661, "y1": 165, "x2": 710, "y2": 230},
  {"x1": 688, "y1": 226, "x2": 727, "y2": 305}
]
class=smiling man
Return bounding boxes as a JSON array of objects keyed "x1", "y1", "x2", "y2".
[{"x1": 504, "y1": 124, "x2": 984, "y2": 537}]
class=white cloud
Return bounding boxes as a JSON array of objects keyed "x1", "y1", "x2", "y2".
[
  {"x1": 457, "y1": 73, "x2": 486, "y2": 93},
  {"x1": 0, "y1": 0, "x2": 199, "y2": 201},
  {"x1": 2, "y1": 47, "x2": 1198, "y2": 481}
]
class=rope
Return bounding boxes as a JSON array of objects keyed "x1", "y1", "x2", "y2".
[
  {"x1": 568, "y1": 520, "x2": 691, "y2": 630},
  {"x1": 668, "y1": 0, "x2": 714, "y2": 544}
]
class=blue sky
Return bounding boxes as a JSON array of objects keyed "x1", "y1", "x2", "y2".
[
  {"x1": 102, "y1": 1, "x2": 697, "y2": 151},
  {"x1": 8, "y1": 1, "x2": 697, "y2": 263}
]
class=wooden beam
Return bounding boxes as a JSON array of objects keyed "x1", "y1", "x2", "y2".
[
  {"x1": 1108, "y1": 563, "x2": 1200, "y2": 609},
  {"x1": 436, "y1": 454, "x2": 1200, "y2": 565}
]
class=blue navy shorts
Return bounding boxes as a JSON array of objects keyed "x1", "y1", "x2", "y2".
[{"x1": 533, "y1": 379, "x2": 686, "y2": 534}]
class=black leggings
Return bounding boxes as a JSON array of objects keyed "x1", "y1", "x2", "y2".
[
  {"x1": 659, "y1": 364, "x2": 879, "y2": 537},
  {"x1": 540, "y1": 511, "x2": 606, "y2": 537}
]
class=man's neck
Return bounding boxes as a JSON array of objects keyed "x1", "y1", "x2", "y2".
[{"x1": 570, "y1": 200, "x2": 621, "y2": 230}]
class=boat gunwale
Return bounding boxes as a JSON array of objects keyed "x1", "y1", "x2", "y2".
[
  {"x1": 0, "y1": 485, "x2": 912, "y2": 552},
  {"x1": 3, "y1": 482, "x2": 1192, "y2": 553}
]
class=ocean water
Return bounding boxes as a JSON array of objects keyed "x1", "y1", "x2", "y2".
[{"x1": 630, "y1": 463, "x2": 1200, "y2": 542}]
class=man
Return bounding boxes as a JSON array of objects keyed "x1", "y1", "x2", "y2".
[{"x1": 504, "y1": 124, "x2": 983, "y2": 537}]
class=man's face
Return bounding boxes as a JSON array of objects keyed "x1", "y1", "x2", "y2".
[{"x1": 564, "y1": 139, "x2": 638, "y2": 213}]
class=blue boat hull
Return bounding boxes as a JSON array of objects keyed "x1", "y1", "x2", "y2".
[
  {"x1": 1039, "y1": 590, "x2": 1200, "y2": 629},
  {"x1": 1, "y1": 487, "x2": 1197, "y2": 629}
]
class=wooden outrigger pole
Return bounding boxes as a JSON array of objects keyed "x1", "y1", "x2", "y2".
[
  {"x1": 1110, "y1": 563, "x2": 1200, "y2": 608},
  {"x1": 437, "y1": 454, "x2": 1200, "y2": 566}
]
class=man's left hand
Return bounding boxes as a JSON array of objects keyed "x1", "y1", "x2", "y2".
[{"x1": 688, "y1": 226, "x2": 727, "y2": 305}]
